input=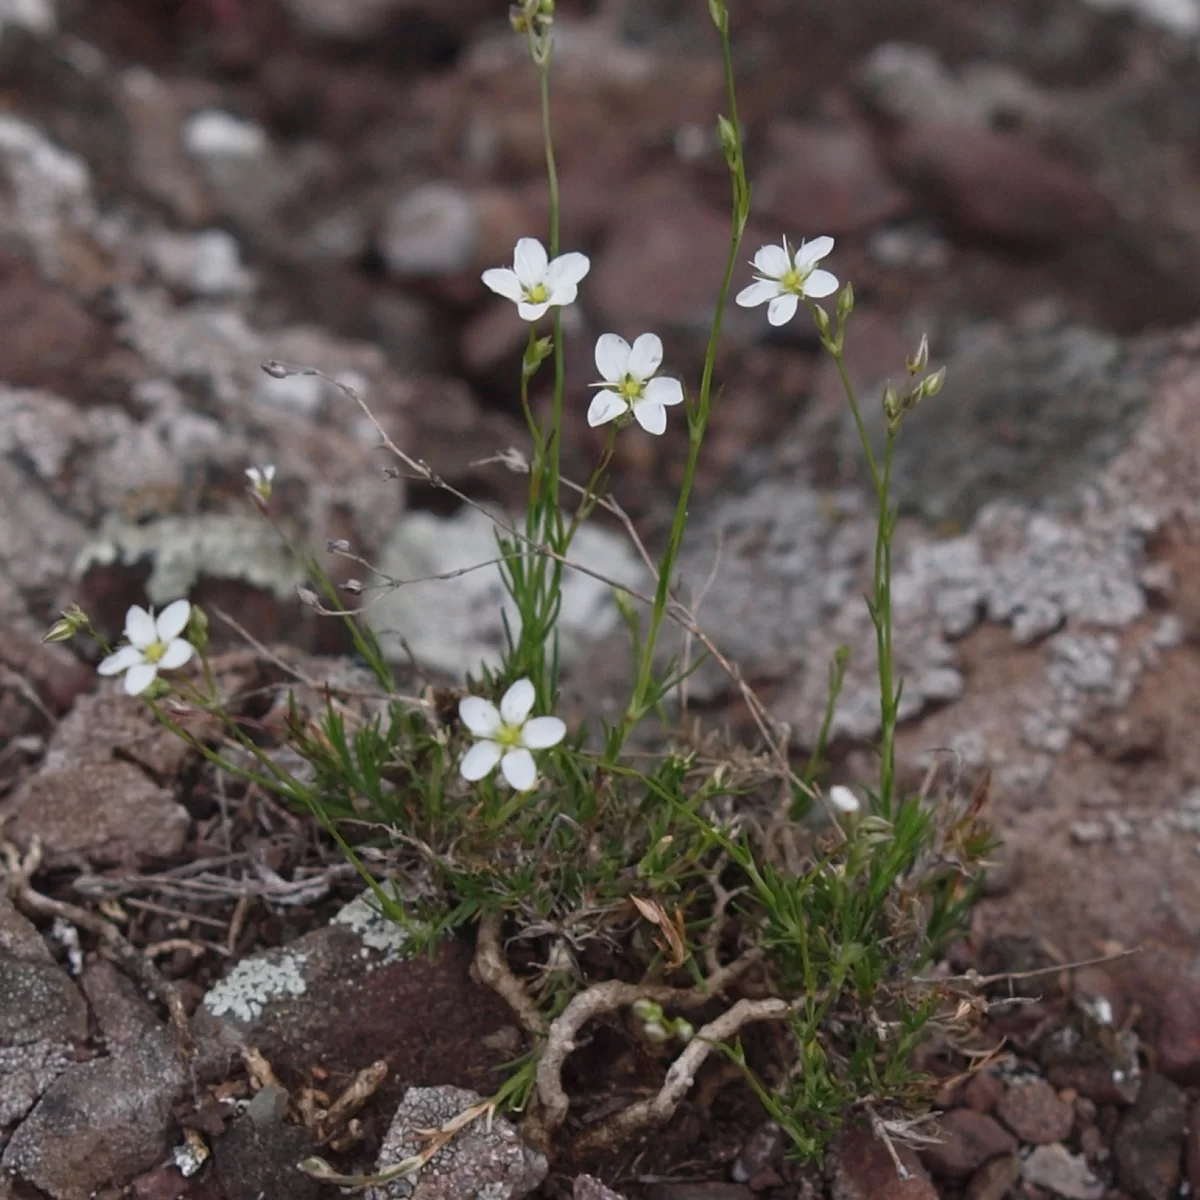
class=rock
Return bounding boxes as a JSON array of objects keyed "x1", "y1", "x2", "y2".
[
  {"x1": 752, "y1": 118, "x2": 911, "y2": 237},
  {"x1": 1021, "y1": 1143, "x2": 1106, "y2": 1200},
  {"x1": 144, "y1": 229, "x2": 255, "y2": 298},
  {"x1": 211, "y1": 1111, "x2": 320, "y2": 1200},
  {"x1": 0, "y1": 0, "x2": 56, "y2": 37},
  {"x1": 1113, "y1": 1072, "x2": 1186, "y2": 1200},
  {"x1": 1186, "y1": 1097, "x2": 1200, "y2": 1192},
  {"x1": 4, "y1": 762, "x2": 190, "y2": 868},
  {"x1": 369, "y1": 505, "x2": 648, "y2": 678},
  {"x1": 1150, "y1": 977, "x2": 1200, "y2": 1084},
  {"x1": 642, "y1": 1186, "x2": 754, "y2": 1200},
  {"x1": 380, "y1": 183, "x2": 479, "y2": 277},
  {"x1": 1080, "y1": 0, "x2": 1200, "y2": 35},
  {"x1": 182, "y1": 109, "x2": 268, "y2": 162},
  {"x1": 365, "y1": 1086, "x2": 546, "y2": 1200},
  {"x1": 731, "y1": 1121, "x2": 784, "y2": 1184},
  {"x1": 192, "y1": 897, "x2": 514, "y2": 1113},
  {"x1": 962, "y1": 1070, "x2": 1005, "y2": 1114},
  {"x1": 574, "y1": 1177, "x2": 627, "y2": 1200},
  {"x1": 828, "y1": 1123, "x2": 936, "y2": 1199},
  {"x1": 920, "y1": 1110, "x2": 1018, "y2": 1180},
  {"x1": 994, "y1": 1076, "x2": 1074, "y2": 1144},
  {"x1": 2, "y1": 1028, "x2": 189, "y2": 1199},
  {"x1": 966, "y1": 1154, "x2": 1022, "y2": 1200},
  {"x1": 79, "y1": 960, "x2": 162, "y2": 1048},
  {"x1": 0, "y1": 936, "x2": 88, "y2": 1127},
  {"x1": 279, "y1": 0, "x2": 493, "y2": 45}
]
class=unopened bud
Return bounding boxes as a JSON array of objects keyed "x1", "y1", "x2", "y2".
[
  {"x1": 327, "y1": 538, "x2": 351, "y2": 553},
  {"x1": 674, "y1": 1019, "x2": 695, "y2": 1042},
  {"x1": 642, "y1": 1020, "x2": 669, "y2": 1044},
  {"x1": 297, "y1": 586, "x2": 319, "y2": 609},
  {"x1": 708, "y1": 0, "x2": 727, "y2": 31},
  {"x1": 186, "y1": 605, "x2": 210, "y2": 653},
  {"x1": 343, "y1": 579, "x2": 363, "y2": 595},
  {"x1": 882, "y1": 382, "x2": 900, "y2": 427},
  {"x1": 921, "y1": 365, "x2": 946, "y2": 397},
  {"x1": 716, "y1": 114, "x2": 740, "y2": 169},
  {"x1": 836, "y1": 281, "x2": 855, "y2": 323},
  {"x1": 906, "y1": 334, "x2": 929, "y2": 375},
  {"x1": 522, "y1": 335, "x2": 553, "y2": 383},
  {"x1": 811, "y1": 303, "x2": 831, "y2": 342},
  {"x1": 261, "y1": 360, "x2": 288, "y2": 379},
  {"x1": 42, "y1": 604, "x2": 88, "y2": 645}
]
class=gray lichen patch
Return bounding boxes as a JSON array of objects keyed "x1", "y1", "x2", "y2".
[
  {"x1": 74, "y1": 512, "x2": 306, "y2": 606},
  {"x1": 203, "y1": 952, "x2": 309, "y2": 1023},
  {"x1": 331, "y1": 885, "x2": 414, "y2": 966}
]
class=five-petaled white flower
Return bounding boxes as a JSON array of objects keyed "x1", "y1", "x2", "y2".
[
  {"x1": 459, "y1": 678, "x2": 566, "y2": 791},
  {"x1": 98, "y1": 600, "x2": 195, "y2": 695},
  {"x1": 588, "y1": 333, "x2": 684, "y2": 436},
  {"x1": 482, "y1": 237, "x2": 590, "y2": 321},
  {"x1": 736, "y1": 236, "x2": 838, "y2": 327},
  {"x1": 245, "y1": 464, "x2": 275, "y2": 501}
]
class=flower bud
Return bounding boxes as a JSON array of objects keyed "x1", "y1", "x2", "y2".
[
  {"x1": 716, "y1": 114, "x2": 740, "y2": 169},
  {"x1": 836, "y1": 281, "x2": 855, "y2": 323},
  {"x1": 811, "y1": 303, "x2": 831, "y2": 342},
  {"x1": 186, "y1": 605, "x2": 210, "y2": 653},
  {"x1": 42, "y1": 604, "x2": 88, "y2": 645},
  {"x1": 674, "y1": 1019, "x2": 695, "y2": 1042},
  {"x1": 708, "y1": 0, "x2": 727, "y2": 31},
  {"x1": 921, "y1": 365, "x2": 946, "y2": 397},
  {"x1": 522, "y1": 335, "x2": 553, "y2": 383},
  {"x1": 906, "y1": 334, "x2": 929, "y2": 375}
]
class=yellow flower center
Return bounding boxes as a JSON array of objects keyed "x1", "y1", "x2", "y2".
[
  {"x1": 618, "y1": 375, "x2": 643, "y2": 402},
  {"x1": 491, "y1": 722, "x2": 524, "y2": 749},
  {"x1": 525, "y1": 282, "x2": 549, "y2": 304},
  {"x1": 779, "y1": 265, "x2": 809, "y2": 294},
  {"x1": 144, "y1": 640, "x2": 167, "y2": 664}
]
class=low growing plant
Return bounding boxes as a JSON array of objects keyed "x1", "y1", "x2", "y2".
[{"x1": 52, "y1": 0, "x2": 990, "y2": 1181}]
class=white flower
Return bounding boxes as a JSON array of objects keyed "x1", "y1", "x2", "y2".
[
  {"x1": 98, "y1": 600, "x2": 195, "y2": 695},
  {"x1": 245, "y1": 464, "x2": 275, "y2": 501},
  {"x1": 735, "y1": 236, "x2": 838, "y2": 327},
  {"x1": 458, "y1": 678, "x2": 566, "y2": 791},
  {"x1": 828, "y1": 785, "x2": 861, "y2": 814},
  {"x1": 587, "y1": 333, "x2": 684, "y2": 436},
  {"x1": 481, "y1": 237, "x2": 590, "y2": 321}
]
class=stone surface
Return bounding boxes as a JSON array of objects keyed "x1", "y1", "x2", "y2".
[
  {"x1": 965, "y1": 1153, "x2": 1022, "y2": 1200},
  {"x1": 920, "y1": 1109, "x2": 1019, "y2": 1180},
  {"x1": 1021, "y1": 1142, "x2": 1106, "y2": 1200},
  {"x1": 2, "y1": 1028, "x2": 189, "y2": 1199},
  {"x1": 994, "y1": 1076, "x2": 1074, "y2": 1144},
  {"x1": 1150, "y1": 977, "x2": 1200, "y2": 1085},
  {"x1": 642, "y1": 1186, "x2": 754, "y2": 1200},
  {"x1": 365, "y1": 1085, "x2": 546, "y2": 1200},
  {"x1": 79, "y1": 960, "x2": 162, "y2": 1049},
  {"x1": 211, "y1": 1111, "x2": 321, "y2": 1200},
  {"x1": 193, "y1": 906, "x2": 514, "y2": 1113},
  {"x1": 574, "y1": 1177, "x2": 627, "y2": 1200},
  {"x1": 828, "y1": 1124, "x2": 936, "y2": 1200},
  {"x1": 1113, "y1": 1072, "x2": 1187, "y2": 1200},
  {"x1": 1187, "y1": 1096, "x2": 1200, "y2": 1193}
]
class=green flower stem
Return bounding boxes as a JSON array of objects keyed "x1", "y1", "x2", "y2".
[
  {"x1": 615, "y1": 2, "x2": 747, "y2": 744},
  {"x1": 831, "y1": 348, "x2": 900, "y2": 814}
]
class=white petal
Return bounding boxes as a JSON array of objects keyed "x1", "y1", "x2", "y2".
[
  {"x1": 517, "y1": 300, "x2": 551, "y2": 322},
  {"x1": 124, "y1": 605, "x2": 156, "y2": 649},
  {"x1": 513, "y1": 238, "x2": 548, "y2": 288},
  {"x1": 521, "y1": 716, "x2": 566, "y2": 749},
  {"x1": 753, "y1": 242, "x2": 791, "y2": 277},
  {"x1": 500, "y1": 678, "x2": 536, "y2": 725},
  {"x1": 98, "y1": 645, "x2": 144, "y2": 676},
  {"x1": 801, "y1": 269, "x2": 839, "y2": 299},
  {"x1": 545, "y1": 251, "x2": 590, "y2": 288},
  {"x1": 735, "y1": 279, "x2": 782, "y2": 308},
  {"x1": 546, "y1": 280, "x2": 579, "y2": 308},
  {"x1": 157, "y1": 638, "x2": 194, "y2": 670},
  {"x1": 643, "y1": 376, "x2": 683, "y2": 407},
  {"x1": 828, "y1": 785, "x2": 860, "y2": 814},
  {"x1": 156, "y1": 599, "x2": 191, "y2": 642},
  {"x1": 632, "y1": 400, "x2": 668, "y2": 435},
  {"x1": 123, "y1": 662, "x2": 158, "y2": 695},
  {"x1": 482, "y1": 267, "x2": 523, "y2": 302},
  {"x1": 460, "y1": 740, "x2": 502, "y2": 782},
  {"x1": 588, "y1": 390, "x2": 627, "y2": 427},
  {"x1": 594, "y1": 333, "x2": 631, "y2": 382},
  {"x1": 500, "y1": 748, "x2": 537, "y2": 792},
  {"x1": 796, "y1": 235, "x2": 834, "y2": 268},
  {"x1": 767, "y1": 293, "x2": 799, "y2": 326},
  {"x1": 627, "y1": 333, "x2": 663, "y2": 381},
  {"x1": 460, "y1": 696, "x2": 502, "y2": 736}
]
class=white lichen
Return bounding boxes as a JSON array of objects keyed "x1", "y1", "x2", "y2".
[
  {"x1": 203, "y1": 952, "x2": 308, "y2": 1022},
  {"x1": 332, "y1": 885, "x2": 413, "y2": 967}
]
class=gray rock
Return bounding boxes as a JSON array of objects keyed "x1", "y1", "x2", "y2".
[
  {"x1": 574, "y1": 1177, "x2": 627, "y2": 1200},
  {"x1": 380, "y1": 184, "x2": 480, "y2": 277},
  {"x1": 371, "y1": 505, "x2": 648, "y2": 677},
  {"x1": 0, "y1": 0, "x2": 56, "y2": 37},
  {"x1": 2, "y1": 1028, "x2": 188, "y2": 1198},
  {"x1": 0, "y1": 946, "x2": 88, "y2": 1127},
  {"x1": 365, "y1": 1085, "x2": 546, "y2": 1200},
  {"x1": 1021, "y1": 1143, "x2": 1106, "y2": 1200},
  {"x1": 144, "y1": 228, "x2": 255, "y2": 298}
]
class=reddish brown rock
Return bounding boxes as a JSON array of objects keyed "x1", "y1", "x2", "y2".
[
  {"x1": 828, "y1": 1124, "x2": 935, "y2": 1200},
  {"x1": 887, "y1": 121, "x2": 1112, "y2": 245},
  {"x1": 962, "y1": 1070, "x2": 1005, "y2": 1114},
  {"x1": 966, "y1": 1154, "x2": 1021, "y2": 1200},
  {"x1": 1114, "y1": 1073, "x2": 1186, "y2": 1200},
  {"x1": 1150, "y1": 978, "x2": 1200, "y2": 1085},
  {"x1": 995, "y1": 1077, "x2": 1074, "y2": 1144},
  {"x1": 921, "y1": 1110, "x2": 1019, "y2": 1180}
]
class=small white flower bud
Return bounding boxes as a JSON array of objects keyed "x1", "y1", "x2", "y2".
[
  {"x1": 836, "y1": 281, "x2": 855, "y2": 323},
  {"x1": 921, "y1": 365, "x2": 946, "y2": 397},
  {"x1": 906, "y1": 334, "x2": 929, "y2": 375},
  {"x1": 828, "y1": 785, "x2": 860, "y2": 814}
]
